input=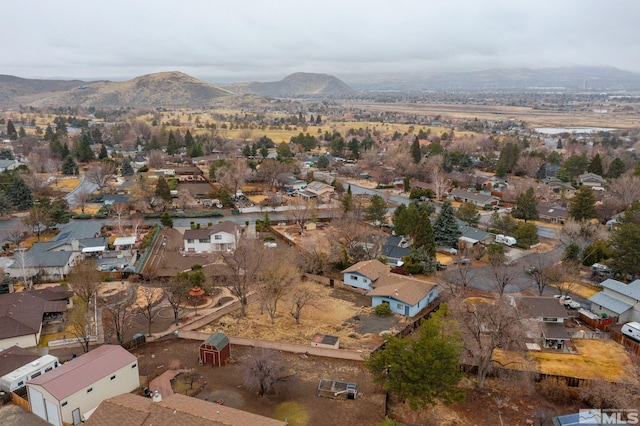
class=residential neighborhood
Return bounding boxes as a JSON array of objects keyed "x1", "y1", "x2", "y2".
[{"x1": 1, "y1": 70, "x2": 640, "y2": 426}]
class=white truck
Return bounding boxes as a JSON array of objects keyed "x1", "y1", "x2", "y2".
[
  {"x1": 621, "y1": 322, "x2": 640, "y2": 342},
  {"x1": 495, "y1": 234, "x2": 517, "y2": 247}
]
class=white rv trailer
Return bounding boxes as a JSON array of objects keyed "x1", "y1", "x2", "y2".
[{"x1": 0, "y1": 354, "x2": 59, "y2": 392}]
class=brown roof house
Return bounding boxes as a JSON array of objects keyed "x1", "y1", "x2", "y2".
[
  {"x1": 342, "y1": 260, "x2": 438, "y2": 317},
  {"x1": 183, "y1": 221, "x2": 242, "y2": 254},
  {"x1": 0, "y1": 289, "x2": 71, "y2": 350},
  {"x1": 27, "y1": 345, "x2": 140, "y2": 426},
  {"x1": 518, "y1": 297, "x2": 570, "y2": 350},
  {"x1": 85, "y1": 392, "x2": 287, "y2": 426}
]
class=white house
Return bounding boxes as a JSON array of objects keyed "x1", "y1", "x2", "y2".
[
  {"x1": 589, "y1": 278, "x2": 640, "y2": 324},
  {"x1": 183, "y1": 221, "x2": 241, "y2": 254},
  {"x1": 27, "y1": 345, "x2": 140, "y2": 426}
]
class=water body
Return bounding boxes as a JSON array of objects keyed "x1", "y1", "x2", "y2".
[{"x1": 534, "y1": 127, "x2": 616, "y2": 135}]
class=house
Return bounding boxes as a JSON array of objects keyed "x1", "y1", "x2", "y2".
[
  {"x1": 537, "y1": 202, "x2": 569, "y2": 224},
  {"x1": 276, "y1": 173, "x2": 307, "y2": 191},
  {"x1": 576, "y1": 172, "x2": 606, "y2": 188},
  {"x1": 541, "y1": 177, "x2": 576, "y2": 195},
  {"x1": 342, "y1": 259, "x2": 391, "y2": 291},
  {"x1": 0, "y1": 288, "x2": 71, "y2": 350},
  {"x1": 183, "y1": 222, "x2": 241, "y2": 253},
  {"x1": 368, "y1": 275, "x2": 438, "y2": 317},
  {"x1": 27, "y1": 345, "x2": 140, "y2": 426},
  {"x1": 519, "y1": 297, "x2": 571, "y2": 350},
  {"x1": 588, "y1": 278, "x2": 640, "y2": 324},
  {"x1": 382, "y1": 236, "x2": 411, "y2": 266},
  {"x1": 305, "y1": 181, "x2": 335, "y2": 201},
  {"x1": 85, "y1": 393, "x2": 287, "y2": 426},
  {"x1": 342, "y1": 260, "x2": 438, "y2": 317},
  {"x1": 7, "y1": 222, "x2": 105, "y2": 281},
  {"x1": 458, "y1": 224, "x2": 493, "y2": 256},
  {"x1": 448, "y1": 189, "x2": 499, "y2": 207},
  {"x1": 199, "y1": 333, "x2": 230, "y2": 367},
  {"x1": 0, "y1": 159, "x2": 19, "y2": 173}
]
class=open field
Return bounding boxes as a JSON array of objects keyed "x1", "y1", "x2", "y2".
[
  {"x1": 493, "y1": 339, "x2": 636, "y2": 382},
  {"x1": 198, "y1": 280, "x2": 390, "y2": 351},
  {"x1": 350, "y1": 101, "x2": 640, "y2": 129},
  {"x1": 49, "y1": 176, "x2": 81, "y2": 192}
]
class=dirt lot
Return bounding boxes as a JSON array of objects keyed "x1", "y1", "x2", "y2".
[{"x1": 131, "y1": 338, "x2": 386, "y2": 426}]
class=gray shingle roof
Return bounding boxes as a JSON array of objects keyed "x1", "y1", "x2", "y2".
[
  {"x1": 589, "y1": 292, "x2": 633, "y2": 314},
  {"x1": 599, "y1": 278, "x2": 640, "y2": 301}
]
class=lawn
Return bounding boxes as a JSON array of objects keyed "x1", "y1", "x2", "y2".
[
  {"x1": 552, "y1": 281, "x2": 600, "y2": 299},
  {"x1": 493, "y1": 339, "x2": 635, "y2": 382},
  {"x1": 50, "y1": 176, "x2": 82, "y2": 192}
]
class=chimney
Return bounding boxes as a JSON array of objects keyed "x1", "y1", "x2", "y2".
[{"x1": 152, "y1": 391, "x2": 162, "y2": 403}]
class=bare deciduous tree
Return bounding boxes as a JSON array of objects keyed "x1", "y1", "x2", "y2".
[
  {"x1": 136, "y1": 284, "x2": 162, "y2": 337},
  {"x1": 609, "y1": 175, "x2": 640, "y2": 206},
  {"x1": 452, "y1": 295, "x2": 536, "y2": 389},
  {"x1": 67, "y1": 258, "x2": 102, "y2": 310},
  {"x1": 257, "y1": 266, "x2": 297, "y2": 324},
  {"x1": 67, "y1": 303, "x2": 93, "y2": 353},
  {"x1": 104, "y1": 284, "x2": 138, "y2": 345},
  {"x1": 216, "y1": 158, "x2": 252, "y2": 197},
  {"x1": 221, "y1": 236, "x2": 270, "y2": 317},
  {"x1": 286, "y1": 197, "x2": 317, "y2": 235},
  {"x1": 290, "y1": 287, "x2": 317, "y2": 325},
  {"x1": 73, "y1": 187, "x2": 91, "y2": 214},
  {"x1": 85, "y1": 161, "x2": 116, "y2": 194},
  {"x1": 243, "y1": 348, "x2": 296, "y2": 397}
]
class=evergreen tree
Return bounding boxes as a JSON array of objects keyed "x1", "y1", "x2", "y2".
[
  {"x1": 6, "y1": 120, "x2": 17, "y2": 139},
  {"x1": 411, "y1": 137, "x2": 422, "y2": 164},
  {"x1": 607, "y1": 157, "x2": 626, "y2": 179},
  {"x1": 609, "y1": 201, "x2": 640, "y2": 281},
  {"x1": 412, "y1": 211, "x2": 436, "y2": 257},
  {"x1": 18, "y1": 127, "x2": 26, "y2": 138},
  {"x1": 587, "y1": 153, "x2": 603, "y2": 176},
  {"x1": 557, "y1": 154, "x2": 588, "y2": 182},
  {"x1": 433, "y1": 200, "x2": 461, "y2": 248},
  {"x1": 495, "y1": 142, "x2": 520, "y2": 177},
  {"x1": 341, "y1": 192, "x2": 353, "y2": 214},
  {"x1": 514, "y1": 222, "x2": 539, "y2": 248},
  {"x1": 315, "y1": 115, "x2": 321, "y2": 124},
  {"x1": 121, "y1": 157, "x2": 134, "y2": 176},
  {"x1": 160, "y1": 212, "x2": 174, "y2": 228},
  {"x1": 44, "y1": 124, "x2": 55, "y2": 141},
  {"x1": 456, "y1": 202, "x2": 481, "y2": 227},
  {"x1": 569, "y1": 186, "x2": 597, "y2": 221},
  {"x1": 187, "y1": 142, "x2": 203, "y2": 158},
  {"x1": 98, "y1": 144, "x2": 108, "y2": 160},
  {"x1": 166, "y1": 130, "x2": 179, "y2": 155},
  {"x1": 364, "y1": 194, "x2": 388, "y2": 225},
  {"x1": 512, "y1": 187, "x2": 539, "y2": 223},
  {"x1": 365, "y1": 305, "x2": 465, "y2": 409},
  {"x1": 317, "y1": 155, "x2": 330, "y2": 169},
  {"x1": 276, "y1": 142, "x2": 293, "y2": 160},
  {"x1": 184, "y1": 130, "x2": 195, "y2": 149},
  {"x1": 155, "y1": 176, "x2": 172, "y2": 202},
  {"x1": 0, "y1": 148, "x2": 14, "y2": 160},
  {"x1": 347, "y1": 138, "x2": 360, "y2": 159},
  {"x1": 242, "y1": 144, "x2": 252, "y2": 157},
  {"x1": 145, "y1": 135, "x2": 161, "y2": 151},
  {"x1": 61, "y1": 155, "x2": 77, "y2": 175},
  {"x1": 0, "y1": 190, "x2": 12, "y2": 216},
  {"x1": 6, "y1": 175, "x2": 33, "y2": 210}
]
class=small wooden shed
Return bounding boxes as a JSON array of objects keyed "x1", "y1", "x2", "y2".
[{"x1": 199, "y1": 333, "x2": 231, "y2": 366}]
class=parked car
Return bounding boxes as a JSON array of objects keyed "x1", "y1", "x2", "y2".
[
  {"x1": 436, "y1": 262, "x2": 448, "y2": 271},
  {"x1": 452, "y1": 258, "x2": 471, "y2": 266}
]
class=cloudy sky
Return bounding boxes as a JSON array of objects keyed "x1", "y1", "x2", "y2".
[{"x1": 4, "y1": 0, "x2": 639, "y2": 83}]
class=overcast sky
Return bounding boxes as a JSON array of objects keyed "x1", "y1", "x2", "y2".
[{"x1": 4, "y1": 0, "x2": 639, "y2": 83}]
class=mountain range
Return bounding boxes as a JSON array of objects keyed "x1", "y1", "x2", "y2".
[{"x1": 1, "y1": 67, "x2": 640, "y2": 109}]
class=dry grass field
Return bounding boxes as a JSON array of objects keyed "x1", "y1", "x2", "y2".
[
  {"x1": 493, "y1": 339, "x2": 635, "y2": 382},
  {"x1": 50, "y1": 176, "x2": 81, "y2": 192},
  {"x1": 198, "y1": 280, "x2": 384, "y2": 350}
]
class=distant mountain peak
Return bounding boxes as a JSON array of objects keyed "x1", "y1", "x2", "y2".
[{"x1": 224, "y1": 72, "x2": 356, "y2": 97}]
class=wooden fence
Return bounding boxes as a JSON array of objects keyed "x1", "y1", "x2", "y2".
[
  {"x1": 612, "y1": 331, "x2": 640, "y2": 356},
  {"x1": 10, "y1": 392, "x2": 29, "y2": 411}
]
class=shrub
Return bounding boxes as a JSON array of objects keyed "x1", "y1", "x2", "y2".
[
  {"x1": 263, "y1": 236, "x2": 275, "y2": 241},
  {"x1": 375, "y1": 303, "x2": 392, "y2": 317},
  {"x1": 537, "y1": 377, "x2": 578, "y2": 405},
  {"x1": 72, "y1": 214, "x2": 92, "y2": 220},
  {"x1": 92, "y1": 213, "x2": 107, "y2": 219}
]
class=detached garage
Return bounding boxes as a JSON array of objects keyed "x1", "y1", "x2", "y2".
[{"x1": 199, "y1": 333, "x2": 230, "y2": 367}]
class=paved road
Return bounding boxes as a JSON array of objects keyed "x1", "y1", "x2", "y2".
[{"x1": 64, "y1": 175, "x2": 98, "y2": 206}]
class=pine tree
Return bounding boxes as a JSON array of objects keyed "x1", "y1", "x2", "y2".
[
  {"x1": 569, "y1": 186, "x2": 597, "y2": 221},
  {"x1": 121, "y1": 157, "x2": 134, "y2": 176},
  {"x1": 609, "y1": 201, "x2": 640, "y2": 281},
  {"x1": 0, "y1": 190, "x2": 12, "y2": 216},
  {"x1": 433, "y1": 200, "x2": 461, "y2": 248},
  {"x1": 6, "y1": 120, "x2": 17, "y2": 139},
  {"x1": 364, "y1": 194, "x2": 388, "y2": 226},
  {"x1": 587, "y1": 153, "x2": 603, "y2": 176},
  {"x1": 411, "y1": 137, "x2": 422, "y2": 164},
  {"x1": 512, "y1": 187, "x2": 539, "y2": 223},
  {"x1": 607, "y1": 157, "x2": 626, "y2": 179},
  {"x1": 166, "y1": 131, "x2": 179, "y2": 155},
  {"x1": 184, "y1": 130, "x2": 195, "y2": 149},
  {"x1": 155, "y1": 176, "x2": 172, "y2": 202},
  {"x1": 412, "y1": 211, "x2": 436, "y2": 257},
  {"x1": 456, "y1": 202, "x2": 481, "y2": 227},
  {"x1": 98, "y1": 144, "x2": 108, "y2": 160},
  {"x1": 61, "y1": 156, "x2": 77, "y2": 175},
  {"x1": 6, "y1": 176, "x2": 33, "y2": 210}
]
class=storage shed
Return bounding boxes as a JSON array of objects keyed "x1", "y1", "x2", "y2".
[{"x1": 199, "y1": 333, "x2": 230, "y2": 366}]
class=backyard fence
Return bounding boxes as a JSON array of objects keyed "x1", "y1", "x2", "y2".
[{"x1": 612, "y1": 331, "x2": 640, "y2": 356}]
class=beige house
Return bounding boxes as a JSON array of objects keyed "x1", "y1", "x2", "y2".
[{"x1": 27, "y1": 345, "x2": 140, "y2": 426}]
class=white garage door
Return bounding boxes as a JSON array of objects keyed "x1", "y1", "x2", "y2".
[
  {"x1": 45, "y1": 399, "x2": 61, "y2": 426},
  {"x1": 28, "y1": 388, "x2": 46, "y2": 421}
]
